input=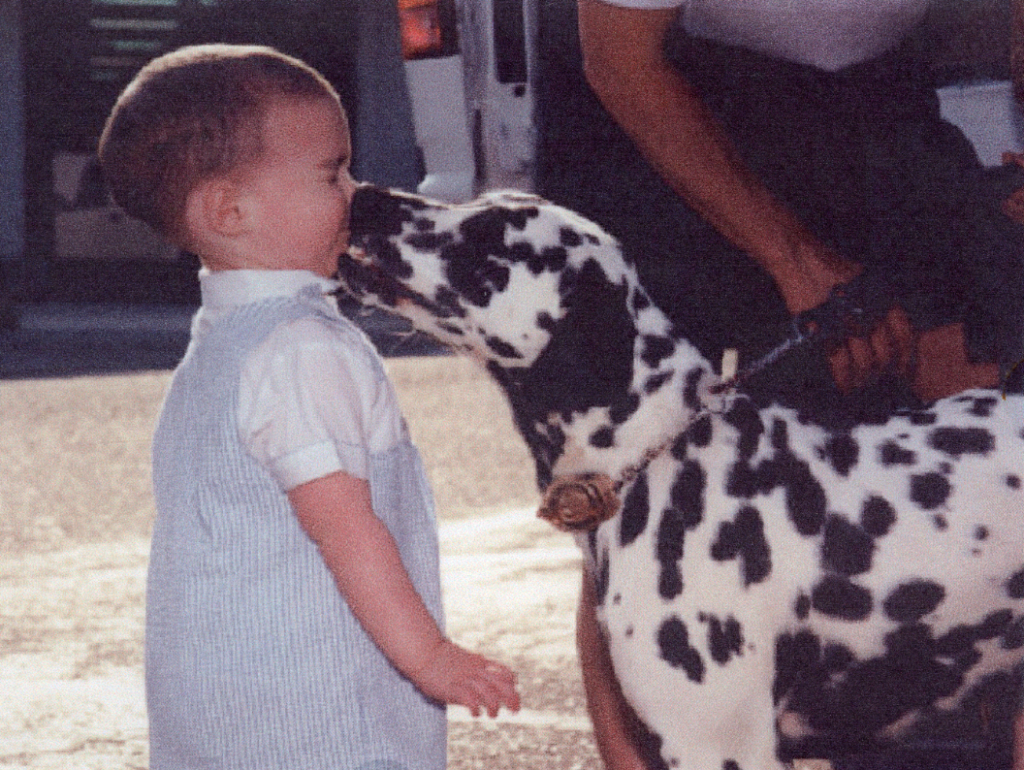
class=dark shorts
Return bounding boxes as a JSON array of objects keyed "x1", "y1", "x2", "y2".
[{"x1": 535, "y1": 0, "x2": 1024, "y2": 418}]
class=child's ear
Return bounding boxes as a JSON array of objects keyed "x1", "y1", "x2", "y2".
[{"x1": 187, "y1": 177, "x2": 252, "y2": 238}]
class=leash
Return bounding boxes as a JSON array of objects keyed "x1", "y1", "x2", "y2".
[
  {"x1": 539, "y1": 272, "x2": 896, "y2": 533},
  {"x1": 709, "y1": 271, "x2": 897, "y2": 395}
]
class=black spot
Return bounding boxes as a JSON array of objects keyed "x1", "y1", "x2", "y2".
[
  {"x1": 590, "y1": 427, "x2": 614, "y2": 449},
  {"x1": 927, "y1": 427, "x2": 995, "y2": 458},
  {"x1": 657, "y1": 462, "x2": 705, "y2": 599},
  {"x1": 406, "y1": 229, "x2": 454, "y2": 251},
  {"x1": 976, "y1": 609, "x2": 1013, "y2": 640},
  {"x1": 724, "y1": 761, "x2": 741, "y2": 770},
  {"x1": 631, "y1": 290, "x2": 651, "y2": 313},
  {"x1": 821, "y1": 515, "x2": 874, "y2": 576},
  {"x1": 1006, "y1": 568, "x2": 1024, "y2": 599},
  {"x1": 683, "y1": 367, "x2": 704, "y2": 412},
  {"x1": 906, "y1": 410, "x2": 938, "y2": 425},
  {"x1": 1002, "y1": 617, "x2": 1024, "y2": 649},
  {"x1": 723, "y1": 399, "x2": 764, "y2": 464},
  {"x1": 536, "y1": 246, "x2": 569, "y2": 273},
  {"x1": 433, "y1": 286, "x2": 467, "y2": 318},
  {"x1": 496, "y1": 259, "x2": 637, "y2": 477},
  {"x1": 933, "y1": 629, "x2": 975, "y2": 659},
  {"x1": 710, "y1": 506, "x2": 771, "y2": 586},
  {"x1": 811, "y1": 576, "x2": 872, "y2": 621},
  {"x1": 707, "y1": 615, "x2": 744, "y2": 665},
  {"x1": 644, "y1": 371, "x2": 673, "y2": 394},
  {"x1": 975, "y1": 526, "x2": 989, "y2": 541},
  {"x1": 559, "y1": 226, "x2": 583, "y2": 247},
  {"x1": 883, "y1": 580, "x2": 946, "y2": 623},
  {"x1": 669, "y1": 460, "x2": 706, "y2": 530},
  {"x1": 795, "y1": 594, "x2": 811, "y2": 620},
  {"x1": 686, "y1": 414, "x2": 713, "y2": 448},
  {"x1": 484, "y1": 335, "x2": 522, "y2": 359},
  {"x1": 820, "y1": 433, "x2": 859, "y2": 476},
  {"x1": 641, "y1": 335, "x2": 676, "y2": 368},
  {"x1": 722, "y1": 411, "x2": 826, "y2": 537},
  {"x1": 968, "y1": 396, "x2": 998, "y2": 417},
  {"x1": 879, "y1": 440, "x2": 916, "y2": 466},
  {"x1": 437, "y1": 321, "x2": 464, "y2": 337},
  {"x1": 779, "y1": 454, "x2": 828, "y2": 537},
  {"x1": 657, "y1": 617, "x2": 705, "y2": 683},
  {"x1": 933, "y1": 514, "x2": 949, "y2": 531},
  {"x1": 822, "y1": 643, "x2": 855, "y2": 671},
  {"x1": 619, "y1": 473, "x2": 649, "y2": 547},
  {"x1": 348, "y1": 184, "x2": 421, "y2": 239},
  {"x1": 860, "y1": 496, "x2": 896, "y2": 537},
  {"x1": 770, "y1": 419, "x2": 790, "y2": 451},
  {"x1": 909, "y1": 472, "x2": 951, "y2": 510},
  {"x1": 657, "y1": 506, "x2": 686, "y2": 600},
  {"x1": 536, "y1": 311, "x2": 557, "y2": 332},
  {"x1": 1008, "y1": 475, "x2": 1022, "y2": 490},
  {"x1": 658, "y1": 462, "x2": 703, "y2": 599},
  {"x1": 779, "y1": 622, "x2": 973, "y2": 745},
  {"x1": 774, "y1": 629, "x2": 821, "y2": 704},
  {"x1": 609, "y1": 392, "x2": 641, "y2": 424}
]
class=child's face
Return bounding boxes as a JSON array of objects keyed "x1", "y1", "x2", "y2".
[{"x1": 240, "y1": 95, "x2": 356, "y2": 277}]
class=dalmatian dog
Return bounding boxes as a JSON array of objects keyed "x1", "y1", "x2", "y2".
[{"x1": 339, "y1": 184, "x2": 1024, "y2": 770}]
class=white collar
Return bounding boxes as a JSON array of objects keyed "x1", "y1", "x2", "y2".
[
  {"x1": 194, "y1": 270, "x2": 341, "y2": 335},
  {"x1": 199, "y1": 269, "x2": 339, "y2": 312}
]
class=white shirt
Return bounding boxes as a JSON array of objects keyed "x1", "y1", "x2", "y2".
[
  {"x1": 600, "y1": 0, "x2": 930, "y2": 71},
  {"x1": 195, "y1": 269, "x2": 407, "y2": 490}
]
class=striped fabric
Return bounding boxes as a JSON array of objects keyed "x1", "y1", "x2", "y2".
[{"x1": 148, "y1": 288, "x2": 446, "y2": 770}]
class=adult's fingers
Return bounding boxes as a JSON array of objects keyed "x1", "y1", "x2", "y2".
[{"x1": 826, "y1": 306, "x2": 914, "y2": 392}]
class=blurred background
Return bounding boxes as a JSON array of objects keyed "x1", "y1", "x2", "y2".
[{"x1": 0, "y1": 0, "x2": 1017, "y2": 314}]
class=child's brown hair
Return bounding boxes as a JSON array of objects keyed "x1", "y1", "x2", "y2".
[{"x1": 98, "y1": 44, "x2": 340, "y2": 247}]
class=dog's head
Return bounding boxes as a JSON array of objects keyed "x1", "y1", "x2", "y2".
[
  {"x1": 340, "y1": 185, "x2": 661, "y2": 485},
  {"x1": 340, "y1": 186, "x2": 714, "y2": 487},
  {"x1": 340, "y1": 185, "x2": 640, "y2": 369}
]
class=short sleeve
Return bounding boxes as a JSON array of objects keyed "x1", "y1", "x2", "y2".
[{"x1": 238, "y1": 315, "x2": 407, "y2": 491}]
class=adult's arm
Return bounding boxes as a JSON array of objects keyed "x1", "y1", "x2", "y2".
[{"x1": 577, "y1": 0, "x2": 914, "y2": 390}]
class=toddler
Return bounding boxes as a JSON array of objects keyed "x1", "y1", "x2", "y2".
[{"x1": 99, "y1": 44, "x2": 519, "y2": 770}]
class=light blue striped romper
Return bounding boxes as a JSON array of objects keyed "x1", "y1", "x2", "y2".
[{"x1": 148, "y1": 288, "x2": 446, "y2": 770}]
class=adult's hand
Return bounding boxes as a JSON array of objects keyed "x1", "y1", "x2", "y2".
[
  {"x1": 1002, "y1": 152, "x2": 1024, "y2": 225},
  {"x1": 772, "y1": 247, "x2": 915, "y2": 393},
  {"x1": 579, "y1": 0, "x2": 916, "y2": 394}
]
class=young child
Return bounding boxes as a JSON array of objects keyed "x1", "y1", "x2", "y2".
[{"x1": 99, "y1": 44, "x2": 519, "y2": 769}]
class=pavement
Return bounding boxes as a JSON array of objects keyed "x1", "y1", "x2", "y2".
[
  {"x1": 0, "y1": 298, "x2": 445, "y2": 379},
  {"x1": 0, "y1": 509, "x2": 598, "y2": 770}
]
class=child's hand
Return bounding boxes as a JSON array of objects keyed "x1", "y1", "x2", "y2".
[{"x1": 413, "y1": 639, "x2": 520, "y2": 718}]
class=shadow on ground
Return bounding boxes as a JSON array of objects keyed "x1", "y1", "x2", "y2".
[{"x1": 0, "y1": 297, "x2": 444, "y2": 380}]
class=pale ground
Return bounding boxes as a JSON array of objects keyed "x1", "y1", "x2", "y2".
[
  {"x1": 0, "y1": 356, "x2": 834, "y2": 770},
  {"x1": 0, "y1": 357, "x2": 599, "y2": 769}
]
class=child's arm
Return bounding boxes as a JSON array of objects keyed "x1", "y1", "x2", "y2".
[{"x1": 288, "y1": 470, "x2": 520, "y2": 717}]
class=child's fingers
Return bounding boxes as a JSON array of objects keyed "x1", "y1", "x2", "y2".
[
  {"x1": 459, "y1": 659, "x2": 519, "y2": 718},
  {"x1": 483, "y1": 662, "x2": 520, "y2": 713}
]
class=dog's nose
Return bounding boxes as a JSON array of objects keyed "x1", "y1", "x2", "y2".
[{"x1": 348, "y1": 184, "x2": 410, "y2": 241}]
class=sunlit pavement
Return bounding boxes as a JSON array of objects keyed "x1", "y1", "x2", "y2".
[{"x1": 0, "y1": 509, "x2": 600, "y2": 770}]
